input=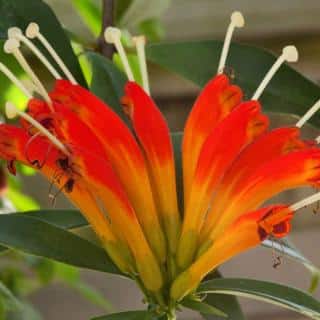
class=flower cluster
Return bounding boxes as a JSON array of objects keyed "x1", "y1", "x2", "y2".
[{"x1": 0, "y1": 12, "x2": 320, "y2": 316}]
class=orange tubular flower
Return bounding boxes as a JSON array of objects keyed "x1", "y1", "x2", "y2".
[{"x1": 1, "y1": 18, "x2": 320, "y2": 313}]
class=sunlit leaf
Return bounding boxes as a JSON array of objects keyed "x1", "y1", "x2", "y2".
[
  {"x1": 146, "y1": 41, "x2": 320, "y2": 127},
  {"x1": 199, "y1": 278, "x2": 320, "y2": 319},
  {"x1": 7, "y1": 189, "x2": 39, "y2": 211}
]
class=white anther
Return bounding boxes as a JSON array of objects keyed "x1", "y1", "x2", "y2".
[
  {"x1": 4, "y1": 39, "x2": 52, "y2": 108},
  {"x1": 0, "y1": 62, "x2": 33, "y2": 98},
  {"x1": 104, "y1": 27, "x2": 134, "y2": 81},
  {"x1": 25, "y1": 22, "x2": 77, "y2": 84},
  {"x1": 5, "y1": 102, "x2": 70, "y2": 156},
  {"x1": 8, "y1": 26, "x2": 61, "y2": 80},
  {"x1": 252, "y1": 45, "x2": 299, "y2": 100},
  {"x1": 290, "y1": 191, "x2": 320, "y2": 211},
  {"x1": 296, "y1": 99, "x2": 320, "y2": 128},
  {"x1": 26, "y1": 22, "x2": 39, "y2": 39},
  {"x1": 132, "y1": 35, "x2": 150, "y2": 94},
  {"x1": 217, "y1": 11, "x2": 245, "y2": 74}
]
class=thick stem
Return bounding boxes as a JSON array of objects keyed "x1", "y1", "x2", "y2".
[{"x1": 97, "y1": 0, "x2": 115, "y2": 58}]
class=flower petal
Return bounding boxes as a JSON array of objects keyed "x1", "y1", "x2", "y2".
[
  {"x1": 177, "y1": 101, "x2": 268, "y2": 269},
  {"x1": 208, "y1": 148, "x2": 320, "y2": 242},
  {"x1": 182, "y1": 74, "x2": 243, "y2": 202},
  {"x1": 201, "y1": 127, "x2": 307, "y2": 241},
  {"x1": 122, "y1": 81, "x2": 181, "y2": 254},
  {"x1": 49, "y1": 81, "x2": 167, "y2": 262},
  {"x1": 171, "y1": 205, "x2": 293, "y2": 301},
  {"x1": 0, "y1": 124, "x2": 133, "y2": 273}
]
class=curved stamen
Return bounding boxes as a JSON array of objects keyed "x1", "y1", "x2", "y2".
[
  {"x1": 5, "y1": 101, "x2": 69, "y2": 156},
  {"x1": 4, "y1": 38, "x2": 52, "y2": 107},
  {"x1": 252, "y1": 46, "x2": 299, "y2": 100},
  {"x1": 104, "y1": 27, "x2": 134, "y2": 81},
  {"x1": 217, "y1": 11, "x2": 245, "y2": 74},
  {"x1": 132, "y1": 35, "x2": 150, "y2": 94},
  {"x1": 26, "y1": 22, "x2": 77, "y2": 84},
  {"x1": 290, "y1": 191, "x2": 320, "y2": 211},
  {"x1": 8, "y1": 27, "x2": 62, "y2": 80},
  {"x1": 0, "y1": 62, "x2": 33, "y2": 98},
  {"x1": 296, "y1": 99, "x2": 320, "y2": 128}
]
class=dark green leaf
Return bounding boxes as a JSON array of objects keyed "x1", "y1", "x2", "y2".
[
  {"x1": 71, "y1": 0, "x2": 101, "y2": 36},
  {"x1": 202, "y1": 271, "x2": 245, "y2": 320},
  {"x1": 199, "y1": 278, "x2": 320, "y2": 319},
  {"x1": 0, "y1": 214, "x2": 120, "y2": 274},
  {"x1": 171, "y1": 132, "x2": 183, "y2": 213},
  {"x1": 0, "y1": 281, "x2": 22, "y2": 311},
  {"x1": 181, "y1": 299, "x2": 226, "y2": 317},
  {"x1": 146, "y1": 41, "x2": 320, "y2": 127},
  {"x1": 22, "y1": 209, "x2": 87, "y2": 229},
  {"x1": 0, "y1": 0, "x2": 86, "y2": 86},
  {"x1": 92, "y1": 310, "x2": 153, "y2": 320},
  {"x1": 263, "y1": 238, "x2": 320, "y2": 293},
  {"x1": 87, "y1": 51, "x2": 127, "y2": 121}
]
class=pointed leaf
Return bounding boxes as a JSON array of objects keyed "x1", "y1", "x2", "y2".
[
  {"x1": 181, "y1": 299, "x2": 226, "y2": 317},
  {"x1": 198, "y1": 278, "x2": 320, "y2": 319},
  {"x1": 0, "y1": 0, "x2": 86, "y2": 86},
  {"x1": 146, "y1": 41, "x2": 320, "y2": 127},
  {"x1": 0, "y1": 214, "x2": 121, "y2": 274},
  {"x1": 87, "y1": 51, "x2": 127, "y2": 121},
  {"x1": 92, "y1": 310, "x2": 153, "y2": 320}
]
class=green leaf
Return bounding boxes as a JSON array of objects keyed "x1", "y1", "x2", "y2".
[
  {"x1": 87, "y1": 51, "x2": 127, "y2": 121},
  {"x1": 201, "y1": 271, "x2": 245, "y2": 320},
  {"x1": 71, "y1": 0, "x2": 101, "y2": 36},
  {"x1": 171, "y1": 132, "x2": 183, "y2": 213},
  {"x1": 0, "y1": 281, "x2": 22, "y2": 311},
  {"x1": 0, "y1": 214, "x2": 120, "y2": 274},
  {"x1": 262, "y1": 238, "x2": 320, "y2": 293},
  {"x1": 146, "y1": 41, "x2": 320, "y2": 127},
  {"x1": 181, "y1": 299, "x2": 226, "y2": 317},
  {"x1": 92, "y1": 310, "x2": 153, "y2": 320},
  {"x1": 198, "y1": 278, "x2": 320, "y2": 320},
  {"x1": 138, "y1": 18, "x2": 165, "y2": 42},
  {"x1": 7, "y1": 189, "x2": 39, "y2": 211},
  {"x1": 118, "y1": 0, "x2": 170, "y2": 29},
  {"x1": 0, "y1": 0, "x2": 86, "y2": 86}
]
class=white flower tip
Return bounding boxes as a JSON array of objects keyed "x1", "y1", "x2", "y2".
[
  {"x1": 4, "y1": 38, "x2": 20, "y2": 54},
  {"x1": 282, "y1": 45, "x2": 298, "y2": 62},
  {"x1": 8, "y1": 27, "x2": 22, "y2": 39},
  {"x1": 26, "y1": 22, "x2": 39, "y2": 39},
  {"x1": 5, "y1": 102, "x2": 18, "y2": 119},
  {"x1": 104, "y1": 27, "x2": 121, "y2": 44},
  {"x1": 231, "y1": 11, "x2": 245, "y2": 28},
  {"x1": 132, "y1": 35, "x2": 146, "y2": 46}
]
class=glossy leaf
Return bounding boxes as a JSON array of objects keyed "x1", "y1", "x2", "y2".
[
  {"x1": 263, "y1": 238, "x2": 320, "y2": 293},
  {"x1": 201, "y1": 271, "x2": 245, "y2": 320},
  {"x1": 146, "y1": 41, "x2": 320, "y2": 127},
  {"x1": 0, "y1": 214, "x2": 120, "y2": 274},
  {"x1": 71, "y1": 0, "x2": 101, "y2": 36},
  {"x1": 181, "y1": 299, "x2": 226, "y2": 317},
  {"x1": 0, "y1": 0, "x2": 86, "y2": 86},
  {"x1": 118, "y1": 0, "x2": 170, "y2": 29},
  {"x1": 87, "y1": 51, "x2": 127, "y2": 121},
  {"x1": 92, "y1": 310, "x2": 153, "y2": 320},
  {"x1": 198, "y1": 278, "x2": 320, "y2": 319}
]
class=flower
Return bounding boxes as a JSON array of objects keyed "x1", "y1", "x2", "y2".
[{"x1": 0, "y1": 12, "x2": 320, "y2": 315}]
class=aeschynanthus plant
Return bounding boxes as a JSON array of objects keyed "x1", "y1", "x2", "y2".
[{"x1": 0, "y1": 5, "x2": 319, "y2": 320}]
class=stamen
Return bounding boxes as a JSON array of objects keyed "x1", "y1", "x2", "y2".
[
  {"x1": 4, "y1": 38, "x2": 52, "y2": 108},
  {"x1": 8, "y1": 27, "x2": 62, "y2": 80},
  {"x1": 104, "y1": 27, "x2": 134, "y2": 81},
  {"x1": 25, "y1": 22, "x2": 77, "y2": 84},
  {"x1": 132, "y1": 36, "x2": 150, "y2": 94},
  {"x1": 296, "y1": 99, "x2": 320, "y2": 128},
  {"x1": 5, "y1": 102, "x2": 69, "y2": 156},
  {"x1": 217, "y1": 11, "x2": 245, "y2": 74},
  {"x1": 0, "y1": 62, "x2": 33, "y2": 98},
  {"x1": 290, "y1": 191, "x2": 320, "y2": 211},
  {"x1": 252, "y1": 46, "x2": 299, "y2": 100}
]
